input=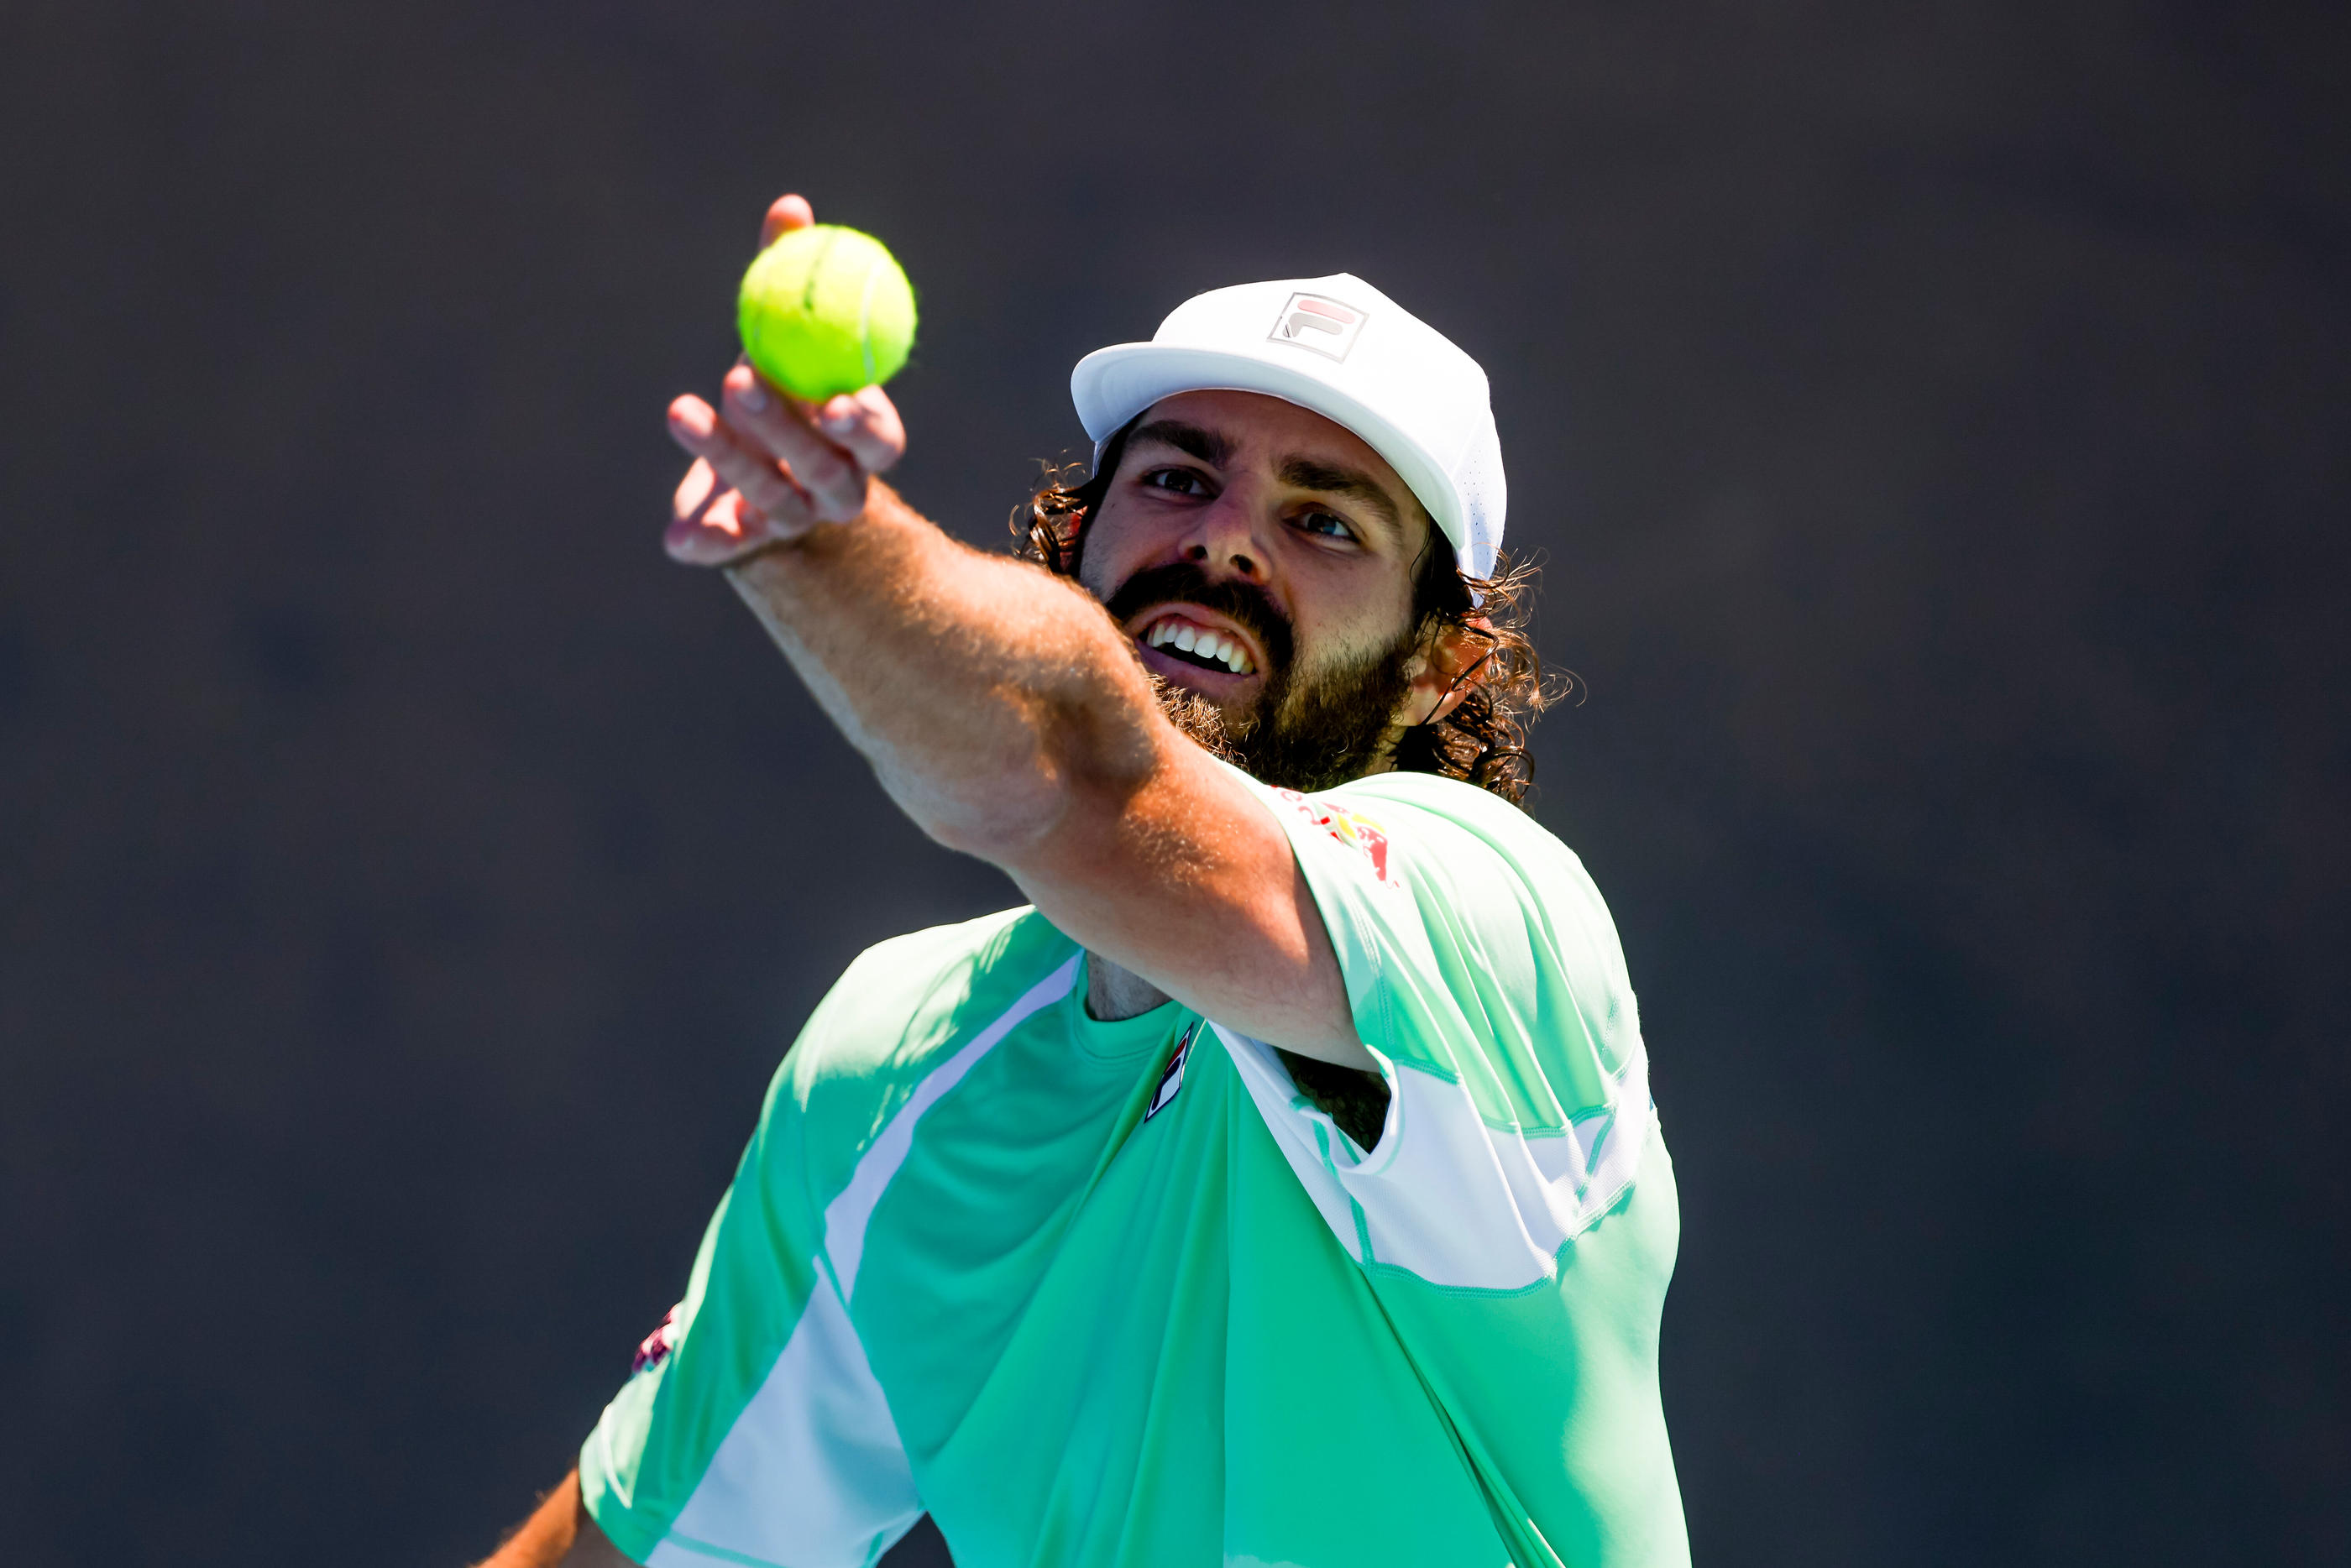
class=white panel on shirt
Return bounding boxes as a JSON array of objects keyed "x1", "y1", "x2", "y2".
[
  {"x1": 823, "y1": 954, "x2": 1081, "y2": 1302},
  {"x1": 647, "y1": 1283, "x2": 919, "y2": 1568},
  {"x1": 1220, "y1": 1024, "x2": 1653, "y2": 1292},
  {"x1": 645, "y1": 954, "x2": 1083, "y2": 1568}
]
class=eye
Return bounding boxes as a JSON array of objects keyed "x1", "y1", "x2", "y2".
[
  {"x1": 1140, "y1": 467, "x2": 1211, "y2": 497},
  {"x1": 1294, "y1": 508, "x2": 1357, "y2": 542}
]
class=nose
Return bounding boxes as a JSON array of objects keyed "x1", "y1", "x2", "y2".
[{"x1": 1179, "y1": 492, "x2": 1270, "y2": 583}]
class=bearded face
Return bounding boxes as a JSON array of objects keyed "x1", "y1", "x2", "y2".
[
  {"x1": 1101, "y1": 557, "x2": 1423, "y2": 793},
  {"x1": 1065, "y1": 390, "x2": 1463, "y2": 795}
]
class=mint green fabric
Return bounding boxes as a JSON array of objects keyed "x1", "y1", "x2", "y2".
[{"x1": 580, "y1": 773, "x2": 1687, "y2": 1568}]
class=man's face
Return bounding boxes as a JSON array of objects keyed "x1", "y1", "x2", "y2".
[{"x1": 1075, "y1": 389, "x2": 1444, "y2": 790}]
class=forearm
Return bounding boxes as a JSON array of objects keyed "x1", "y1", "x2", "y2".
[
  {"x1": 476, "y1": 1471, "x2": 631, "y2": 1568},
  {"x1": 714, "y1": 480, "x2": 1358, "y2": 1053},
  {"x1": 723, "y1": 482, "x2": 1165, "y2": 855}
]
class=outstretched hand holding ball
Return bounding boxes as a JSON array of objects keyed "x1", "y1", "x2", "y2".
[{"x1": 664, "y1": 193, "x2": 914, "y2": 566}]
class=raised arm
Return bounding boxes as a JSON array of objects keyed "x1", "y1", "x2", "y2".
[{"x1": 662, "y1": 197, "x2": 1365, "y2": 1064}]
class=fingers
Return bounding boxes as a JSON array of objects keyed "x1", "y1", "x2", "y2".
[
  {"x1": 811, "y1": 385, "x2": 908, "y2": 474},
  {"x1": 668, "y1": 395, "x2": 808, "y2": 520},
  {"x1": 663, "y1": 395, "x2": 815, "y2": 566},
  {"x1": 760, "y1": 193, "x2": 814, "y2": 248},
  {"x1": 673, "y1": 456, "x2": 720, "y2": 524},
  {"x1": 666, "y1": 487, "x2": 775, "y2": 567},
  {"x1": 685, "y1": 489, "x2": 771, "y2": 563},
  {"x1": 720, "y1": 365, "x2": 873, "y2": 522},
  {"x1": 671, "y1": 456, "x2": 779, "y2": 563},
  {"x1": 666, "y1": 191, "x2": 900, "y2": 567},
  {"x1": 664, "y1": 480, "x2": 771, "y2": 567}
]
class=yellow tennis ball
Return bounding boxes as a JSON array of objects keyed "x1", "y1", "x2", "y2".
[{"x1": 736, "y1": 224, "x2": 917, "y2": 402}]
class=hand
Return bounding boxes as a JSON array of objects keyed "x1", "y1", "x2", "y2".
[{"x1": 662, "y1": 193, "x2": 908, "y2": 567}]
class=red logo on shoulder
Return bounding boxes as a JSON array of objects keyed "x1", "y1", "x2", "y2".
[{"x1": 1275, "y1": 789, "x2": 1392, "y2": 882}]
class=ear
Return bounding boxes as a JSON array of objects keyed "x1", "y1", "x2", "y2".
[{"x1": 1398, "y1": 618, "x2": 1491, "y2": 728}]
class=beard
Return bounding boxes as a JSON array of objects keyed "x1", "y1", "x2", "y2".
[{"x1": 1101, "y1": 561, "x2": 1420, "y2": 794}]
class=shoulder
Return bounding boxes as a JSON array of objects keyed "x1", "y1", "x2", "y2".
[
  {"x1": 1325, "y1": 771, "x2": 1575, "y2": 868},
  {"x1": 751, "y1": 905, "x2": 1083, "y2": 1216},
  {"x1": 1275, "y1": 771, "x2": 1615, "y2": 944},
  {"x1": 1221, "y1": 778, "x2": 1664, "y2": 1288},
  {"x1": 1258, "y1": 771, "x2": 1642, "y2": 1078},
  {"x1": 787, "y1": 906, "x2": 1079, "y2": 1092}
]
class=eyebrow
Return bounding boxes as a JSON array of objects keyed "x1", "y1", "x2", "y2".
[{"x1": 1128, "y1": 419, "x2": 1234, "y2": 469}]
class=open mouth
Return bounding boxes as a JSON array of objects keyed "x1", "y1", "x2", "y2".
[{"x1": 1135, "y1": 612, "x2": 1258, "y2": 677}]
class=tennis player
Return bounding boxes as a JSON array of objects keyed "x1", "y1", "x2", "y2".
[{"x1": 479, "y1": 193, "x2": 1689, "y2": 1568}]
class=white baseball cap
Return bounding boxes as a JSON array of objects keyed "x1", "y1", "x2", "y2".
[{"x1": 1070, "y1": 273, "x2": 1507, "y2": 580}]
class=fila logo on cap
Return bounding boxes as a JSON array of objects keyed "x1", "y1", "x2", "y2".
[{"x1": 1269, "y1": 292, "x2": 1366, "y2": 362}]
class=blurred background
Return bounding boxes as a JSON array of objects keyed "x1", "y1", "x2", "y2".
[{"x1": 3, "y1": 2, "x2": 2344, "y2": 1563}]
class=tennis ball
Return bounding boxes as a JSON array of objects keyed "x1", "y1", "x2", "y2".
[{"x1": 736, "y1": 224, "x2": 917, "y2": 403}]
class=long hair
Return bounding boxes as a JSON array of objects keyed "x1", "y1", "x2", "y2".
[{"x1": 1011, "y1": 419, "x2": 1553, "y2": 804}]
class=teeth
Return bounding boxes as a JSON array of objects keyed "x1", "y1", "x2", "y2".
[{"x1": 1138, "y1": 615, "x2": 1254, "y2": 675}]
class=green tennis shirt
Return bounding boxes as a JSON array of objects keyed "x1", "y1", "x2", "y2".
[{"x1": 580, "y1": 766, "x2": 1688, "y2": 1568}]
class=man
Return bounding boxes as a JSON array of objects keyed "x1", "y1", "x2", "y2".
[{"x1": 482, "y1": 192, "x2": 1688, "y2": 1568}]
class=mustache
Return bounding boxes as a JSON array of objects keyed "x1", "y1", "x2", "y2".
[{"x1": 1101, "y1": 562, "x2": 1295, "y2": 677}]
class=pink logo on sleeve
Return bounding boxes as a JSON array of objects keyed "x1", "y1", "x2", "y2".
[
  {"x1": 631, "y1": 1305, "x2": 682, "y2": 1376},
  {"x1": 1274, "y1": 789, "x2": 1393, "y2": 882}
]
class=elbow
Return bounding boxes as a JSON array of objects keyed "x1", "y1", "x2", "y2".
[
  {"x1": 919, "y1": 796, "x2": 1063, "y2": 861},
  {"x1": 893, "y1": 759, "x2": 1074, "y2": 864},
  {"x1": 884, "y1": 686, "x2": 1161, "y2": 867},
  {"x1": 903, "y1": 743, "x2": 1152, "y2": 870}
]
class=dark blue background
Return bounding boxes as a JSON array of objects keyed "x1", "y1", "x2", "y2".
[{"x1": 2, "y1": 3, "x2": 2343, "y2": 1563}]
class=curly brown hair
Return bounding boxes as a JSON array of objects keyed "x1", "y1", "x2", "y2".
[{"x1": 1011, "y1": 416, "x2": 1552, "y2": 804}]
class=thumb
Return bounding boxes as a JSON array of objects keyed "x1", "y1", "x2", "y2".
[{"x1": 760, "y1": 193, "x2": 815, "y2": 248}]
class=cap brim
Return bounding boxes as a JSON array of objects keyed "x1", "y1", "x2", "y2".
[{"x1": 1071, "y1": 342, "x2": 1464, "y2": 562}]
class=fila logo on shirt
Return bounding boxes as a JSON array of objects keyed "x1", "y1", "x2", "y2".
[
  {"x1": 1147, "y1": 1022, "x2": 1199, "y2": 1121},
  {"x1": 1268, "y1": 292, "x2": 1367, "y2": 362}
]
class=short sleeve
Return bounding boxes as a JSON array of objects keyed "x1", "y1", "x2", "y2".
[
  {"x1": 579, "y1": 996, "x2": 924, "y2": 1567},
  {"x1": 1216, "y1": 763, "x2": 1658, "y2": 1293}
]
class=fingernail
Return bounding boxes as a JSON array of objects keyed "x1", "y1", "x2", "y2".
[{"x1": 736, "y1": 379, "x2": 769, "y2": 412}]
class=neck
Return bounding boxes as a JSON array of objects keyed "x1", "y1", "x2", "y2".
[{"x1": 1086, "y1": 953, "x2": 1172, "y2": 1022}]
